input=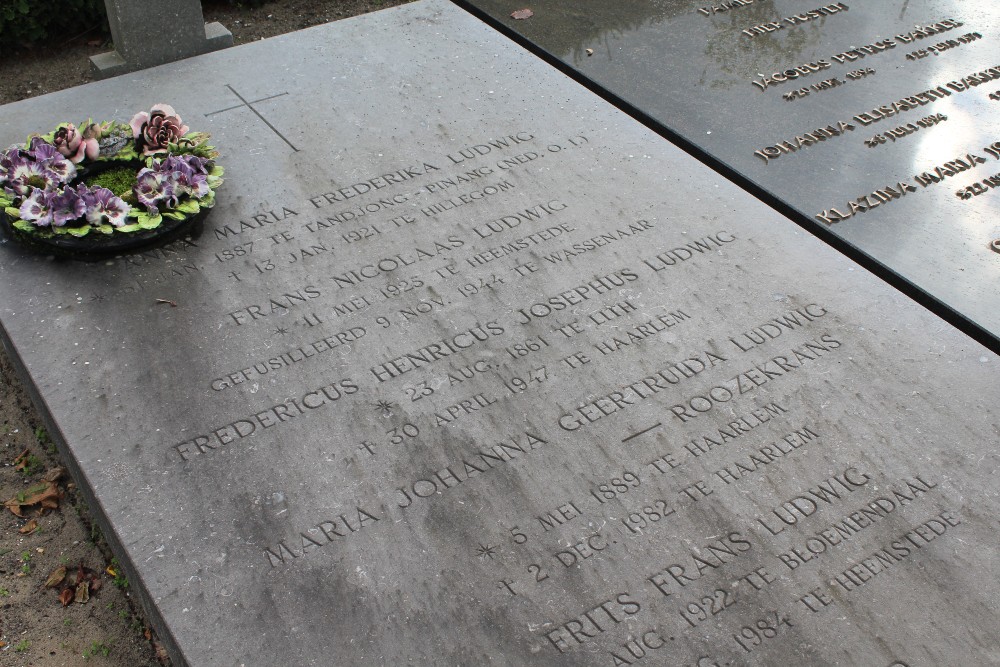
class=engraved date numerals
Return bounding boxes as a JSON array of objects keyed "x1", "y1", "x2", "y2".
[
  {"x1": 505, "y1": 334, "x2": 549, "y2": 360},
  {"x1": 386, "y1": 423, "x2": 419, "y2": 446},
  {"x1": 341, "y1": 224, "x2": 382, "y2": 244},
  {"x1": 955, "y1": 173, "x2": 1000, "y2": 200},
  {"x1": 620, "y1": 499, "x2": 675, "y2": 535},
  {"x1": 496, "y1": 365, "x2": 549, "y2": 394},
  {"x1": 733, "y1": 611, "x2": 793, "y2": 653},
  {"x1": 215, "y1": 241, "x2": 254, "y2": 263},
  {"x1": 845, "y1": 67, "x2": 875, "y2": 80},
  {"x1": 457, "y1": 274, "x2": 505, "y2": 298},
  {"x1": 589, "y1": 471, "x2": 640, "y2": 505},
  {"x1": 404, "y1": 381, "x2": 434, "y2": 402},
  {"x1": 509, "y1": 525, "x2": 528, "y2": 545},
  {"x1": 679, "y1": 588, "x2": 736, "y2": 628},
  {"x1": 379, "y1": 276, "x2": 424, "y2": 301}
]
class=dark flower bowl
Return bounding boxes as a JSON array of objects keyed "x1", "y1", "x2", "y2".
[{"x1": 0, "y1": 206, "x2": 208, "y2": 261}]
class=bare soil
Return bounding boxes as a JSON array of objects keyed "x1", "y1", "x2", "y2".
[
  {"x1": 0, "y1": 1, "x2": 411, "y2": 106},
  {"x1": 0, "y1": 2, "x2": 411, "y2": 665}
]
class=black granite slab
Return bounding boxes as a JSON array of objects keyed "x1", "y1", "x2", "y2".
[
  {"x1": 459, "y1": 0, "x2": 1000, "y2": 348},
  {"x1": 1, "y1": 1, "x2": 1000, "y2": 665}
]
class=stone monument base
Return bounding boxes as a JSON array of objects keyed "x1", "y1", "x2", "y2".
[{"x1": 90, "y1": 22, "x2": 233, "y2": 79}]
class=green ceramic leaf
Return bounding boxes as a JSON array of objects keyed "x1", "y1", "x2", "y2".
[
  {"x1": 183, "y1": 132, "x2": 210, "y2": 145},
  {"x1": 66, "y1": 226, "x2": 91, "y2": 238},
  {"x1": 115, "y1": 144, "x2": 139, "y2": 161},
  {"x1": 97, "y1": 224, "x2": 115, "y2": 235},
  {"x1": 199, "y1": 191, "x2": 216, "y2": 208},
  {"x1": 137, "y1": 213, "x2": 162, "y2": 230},
  {"x1": 4, "y1": 206, "x2": 20, "y2": 218},
  {"x1": 13, "y1": 220, "x2": 35, "y2": 233},
  {"x1": 175, "y1": 199, "x2": 200, "y2": 214},
  {"x1": 117, "y1": 223, "x2": 141, "y2": 233}
]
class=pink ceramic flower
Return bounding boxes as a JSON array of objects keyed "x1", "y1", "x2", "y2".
[
  {"x1": 53, "y1": 123, "x2": 99, "y2": 164},
  {"x1": 129, "y1": 104, "x2": 189, "y2": 156}
]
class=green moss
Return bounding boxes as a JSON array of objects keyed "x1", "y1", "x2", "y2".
[{"x1": 85, "y1": 166, "x2": 134, "y2": 198}]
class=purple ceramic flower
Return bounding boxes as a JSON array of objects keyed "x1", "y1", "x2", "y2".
[
  {"x1": 18, "y1": 188, "x2": 55, "y2": 227},
  {"x1": 0, "y1": 148, "x2": 20, "y2": 192},
  {"x1": 48, "y1": 186, "x2": 87, "y2": 226},
  {"x1": 1, "y1": 138, "x2": 77, "y2": 199},
  {"x1": 134, "y1": 168, "x2": 175, "y2": 215},
  {"x1": 27, "y1": 139, "x2": 76, "y2": 184},
  {"x1": 161, "y1": 154, "x2": 210, "y2": 198},
  {"x1": 5, "y1": 159, "x2": 51, "y2": 197},
  {"x1": 26, "y1": 136, "x2": 50, "y2": 153},
  {"x1": 0, "y1": 146, "x2": 18, "y2": 181},
  {"x1": 83, "y1": 187, "x2": 131, "y2": 227},
  {"x1": 166, "y1": 154, "x2": 210, "y2": 174}
]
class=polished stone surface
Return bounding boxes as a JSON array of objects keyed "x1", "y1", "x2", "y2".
[
  {"x1": 462, "y1": 0, "x2": 1000, "y2": 345},
  {"x1": 2, "y1": 1, "x2": 1000, "y2": 665}
]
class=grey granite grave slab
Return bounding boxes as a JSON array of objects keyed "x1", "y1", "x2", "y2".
[
  {"x1": 2, "y1": 1, "x2": 1000, "y2": 665},
  {"x1": 459, "y1": 0, "x2": 1000, "y2": 349},
  {"x1": 91, "y1": 0, "x2": 232, "y2": 78}
]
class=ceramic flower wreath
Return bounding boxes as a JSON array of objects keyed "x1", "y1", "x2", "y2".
[{"x1": 0, "y1": 104, "x2": 223, "y2": 241}]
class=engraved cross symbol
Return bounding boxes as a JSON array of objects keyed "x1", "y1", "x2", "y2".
[{"x1": 205, "y1": 84, "x2": 299, "y2": 152}]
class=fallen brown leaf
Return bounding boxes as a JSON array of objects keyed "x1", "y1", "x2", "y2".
[
  {"x1": 42, "y1": 467, "x2": 65, "y2": 483},
  {"x1": 75, "y1": 581, "x2": 90, "y2": 604},
  {"x1": 12, "y1": 449, "x2": 30, "y2": 470},
  {"x1": 154, "y1": 642, "x2": 169, "y2": 661},
  {"x1": 65, "y1": 561, "x2": 105, "y2": 597},
  {"x1": 59, "y1": 587, "x2": 74, "y2": 606},
  {"x1": 155, "y1": 298, "x2": 178, "y2": 307},
  {"x1": 4, "y1": 480, "x2": 63, "y2": 516},
  {"x1": 511, "y1": 8, "x2": 533, "y2": 19},
  {"x1": 19, "y1": 519, "x2": 39, "y2": 534},
  {"x1": 45, "y1": 565, "x2": 67, "y2": 588}
]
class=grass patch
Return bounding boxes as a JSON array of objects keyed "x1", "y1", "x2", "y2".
[{"x1": 83, "y1": 640, "x2": 112, "y2": 659}]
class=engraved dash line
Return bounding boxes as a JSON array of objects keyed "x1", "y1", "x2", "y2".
[{"x1": 622, "y1": 422, "x2": 662, "y2": 443}]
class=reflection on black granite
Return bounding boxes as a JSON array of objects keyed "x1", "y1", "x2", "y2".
[
  {"x1": 461, "y1": 0, "x2": 1000, "y2": 345},
  {"x1": 467, "y1": 0, "x2": 825, "y2": 84}
]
